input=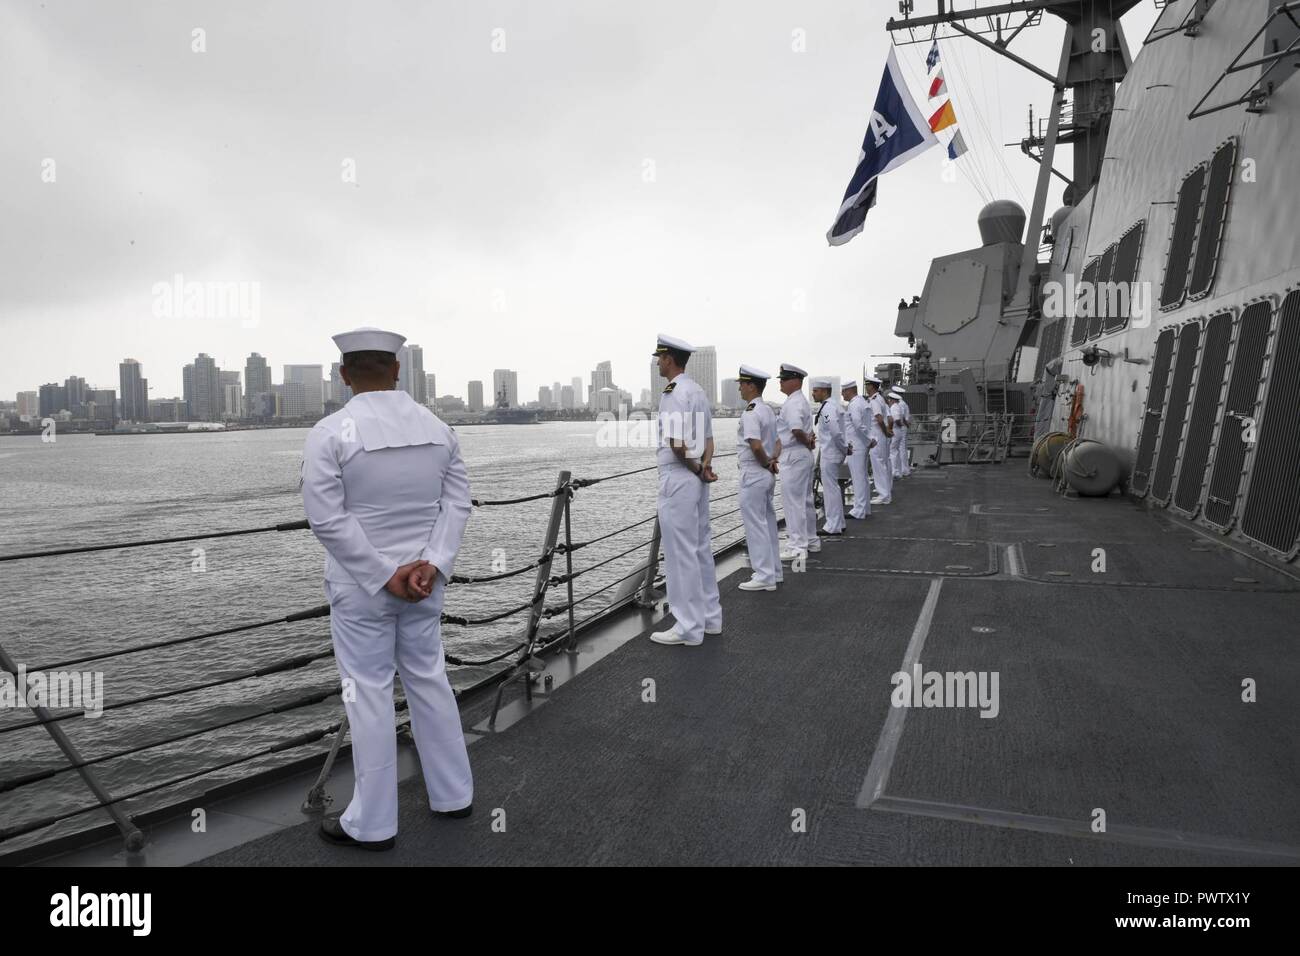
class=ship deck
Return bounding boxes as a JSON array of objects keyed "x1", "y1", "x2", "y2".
[{"x1": 122, "y1": 465, "x2": 1300, "y2": 865}]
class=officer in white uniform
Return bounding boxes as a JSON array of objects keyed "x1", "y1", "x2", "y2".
[
  {"x1": 864, "y1": 376, "x2": 894, "y2": 504},
  {"x1": 811, "y1": 377, "x2": 848, "y2": 536},
  {"x1": 889, "y1": 387, "x2": 912, "y2": 477},
  {"x1": 841, "y1": 380, "x2": 873, "y2": 521},
  {"x1": 302, "y1": 327, "x2": 474, "y2": 851},
  {"x1": 775, "y1": 363, "x2": 818, "y2": 557},
  {"x1": 735, "y1": 366, "x2": 781, "y2": 591},
  {"x1": 650, "y1": 334, "x2": 723, "y2": 647}
]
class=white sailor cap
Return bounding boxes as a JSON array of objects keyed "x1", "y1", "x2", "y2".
[
  {"x1": 841, "y1": 379, "x2": 859, "y2": 391},
  {"x1": 779, "y1": 363, "x2": 808, "y2": 379},
  {"x1": 737, "y1": 364, "x2": 771, "y2": 383},
  {"x1": 652, "y1": 333, "x2": 694, "y2": 356},
  {"x1": 809, "y1": 376, "x2": 833, "y2": 390},
  {"x1": 332, "y1": 327, "x2": 407, "y2": 355},
  {"x1": 890, "y1": 385, "x2": 906, "y2": 395},
  {"x1": 863, "y1": 374, "x2": 882, "y2": 386}
]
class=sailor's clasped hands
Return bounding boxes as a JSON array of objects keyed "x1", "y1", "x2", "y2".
[{"x1": 385, "y1": 560, "x2": 438, "y2": 602}]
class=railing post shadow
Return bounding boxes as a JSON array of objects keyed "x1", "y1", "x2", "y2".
[{"x1": 634, "y1": 517, "x2": 662, "y2": 609}]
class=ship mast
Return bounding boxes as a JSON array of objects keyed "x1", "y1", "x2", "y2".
[{"x1": 886, "y1": 0, "x2": 1140, "y2": 353}]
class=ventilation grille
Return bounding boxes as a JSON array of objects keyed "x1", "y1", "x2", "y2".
[
  {"x1": 1105, "y1": 220, "x2": 1146, "y2": 334},
  {"x1": 908, "y1": 392, "x2": 930, "y2": 414},
  {"x1": 938, "y1": 391, "x2": 964, "y2": 414},
  {"x1": 1188, "y1": 138, "x2": 1237, "y2": 300},
  {"x1": 1088, "y1": 243, "x2": 1118, "y2": 340},
  {"x1": 1203, "y1": 300, "x2": 1272, "y2": 530},
  {"x1": 1239, "y1": 291, "x2": 1300, "y2": 557},
  {"x1": 1006, "y1": 389, "x2": 1028, "y2": 415},
  {"x1": 1071, "y1": 257, "x2": 1100, "y2": 346},
  {"x1": 1131, "y1": 328, "x2": 1178, "y2": 496},
  {"x1": 1161, "y1": 164, "x2": 1207, "y2": 310},
  {"x1": 1173, "y1": 312, "x2": 1232, "y2": 516},
  {"x1": 1151, "y1": 321, "x2": 1202, "y2": 504}
]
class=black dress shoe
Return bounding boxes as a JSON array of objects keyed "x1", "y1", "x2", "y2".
[
  {"x1": 432, "y1": 803, "x2": 472, "y2": 819},
  {"x1": 819, "y1": 530, "x2": 844, "y2": 537},
  {"x1": 319, "y1": 814, "x2": 395, "y2": 851}
]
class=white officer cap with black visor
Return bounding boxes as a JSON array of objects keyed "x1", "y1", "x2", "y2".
[
  {"x1": 737, "y1": 364, "x2": 771, "y2": 384},
  {"x1": 778, "y1": 363, "x2": 808, "y2": 381},
  {"x1": 652, "y1": 333, "x2": 694, "y2": 356}
]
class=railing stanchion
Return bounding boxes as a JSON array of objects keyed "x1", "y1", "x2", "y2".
[
  {"x1": 302, "y1": 713, "x2": 348, "y2": 814},
  {"x1": 635, "y1": 518, "x2": 662, "y2": 608},
  {"x1": 563, "y1": 488, "x2": 579, "y2": 654},
  {"x1": 0, "y1": 642, "x2": 145, "y2": 853},
  {"x1": 488, "y1": 470, "x2": 569, "y2": 730}
]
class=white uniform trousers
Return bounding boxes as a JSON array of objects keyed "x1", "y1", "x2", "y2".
[
  {"x1": 870, "y1": 441, "x2": 894, "y2": 501},
  {"x1": 779, "y1": 450, "x2": 815, "y2": 550},
  {"x1": 657, "y1": 466, "x2": 722, "y2": 643},
  {"x1": 820, "y1": 454, "x2": 846, "y2": 533},
  {"x1": 846, "y1": 447, "x2": 872, "y2": 519},
  {"x1": 739, "y1": 466, "x2": 780, "y2": 585},
  {"x1": 891, "y1": 427, "x2": 910, "y2": 476},
  {"x1": 326, "y1": 578, "x2": 473, "y2": 843}
]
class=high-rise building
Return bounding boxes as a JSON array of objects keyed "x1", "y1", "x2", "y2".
[
  {"x1": 467, "y1": 380, "x2": 485, "y2": 412},
  {"x1": 245, "y1": 353, "x2": 272, "y2": 415},
  {"x1": 692, "y1": 346, "x2": 718, "y2": 409},
  {"x1": 560, "y1": 385, "x2": 575, "y2": 410},
  {"x1": 65, "y1": 376, "x2": 88, "y2": 411},
  {"x1": 39, "y1": 383, "x2": 67, "y2": 417},
  {"x1": 492, "y1": 369, "x2": 518, "y2": 407},
  {"x1": 85, "y1": 388, "x2": 117, "y2": 424},
  {"x1": 149, "y1": 398, "x2": 187, "y2": 422},
  {"x1": 283, "y1": 365, "x2": 324, "y2": 418},
  {"x1": 639, "y1": 388, "x2": 651, "y2": 406},
  {"x1": 189, "y1": 354, "x2": 221, "y2": 422},
  {"x1": 398, "y1": 345, "x2": 427, "y2": 405},
  {"x1": 219, "y1": 370, "x2": 242, "y2": 419},
  {"x1": 650, "y1": 359, "x2": 670, "y2": 409},
  {"x1": 119, "y1": 359, "x2": 149, "y2": 423},
  {"x1": 273, "y1": 381, "x2": 307, "y2": 419},
  {"x1": 571, "y1": 377, "x2": 583, "y2": 408},
  {"x1": 425, "y1": 373, "x2": 437, "y2": 407},
  {"x1": 538, "y1": 385, "x2": 553, "y2": 407},
  {"x1": 721, "y1": 378, "x2": 742, "y2": 410},
  {"x1": 16, "y1": 391, "x2": 38, "y2": 418},
  {"x1": 329, "y1": 362, "x2": 352, "y2": 407},
  {"x1": 590, "y1": 361, "x2": 613, "y2": 407}
]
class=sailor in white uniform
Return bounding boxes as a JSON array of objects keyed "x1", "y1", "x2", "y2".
[
  {"x1": 775, "y1": 363, "x2": 819, "y2": 557},
  {"x1": 649, "y1": 334, "x2": 723, "y2": 647},
  {"x1": 735, "y1": 366, "x2": 782, "y2": 591},
  {"x1": 888, "y1": 387, "x2": 912, "y2": 477},
  {"x1": 864, "y1": 376, "x2": 894, "y2": 505},
  {"x1": 302, "y1": 327, "x2": 474, "y2": 851},
  {"x1": 811, "y1": 377, "x2": 848, "y2": 536},
  {"x1": 841, "y1": 380, "x2": 873, "y2": 520}
]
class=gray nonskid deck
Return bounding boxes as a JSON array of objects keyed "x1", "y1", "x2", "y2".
[{"x1": 198, "y1": 465, "x2": 1300, "y2": 866}]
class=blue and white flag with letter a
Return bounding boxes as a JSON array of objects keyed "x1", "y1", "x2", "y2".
[{"x1": 826, "y1": 47, "x2": 938, "y2": 247}]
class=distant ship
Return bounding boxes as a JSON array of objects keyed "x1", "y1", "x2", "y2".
[{"x1": 486, "y1": 387, "x2": 539, "y2": 424}]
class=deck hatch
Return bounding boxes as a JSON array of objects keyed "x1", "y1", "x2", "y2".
[
  {"x1": 1204, "y1": 301, "x2": 1273, "y2": 530},
  {"x1": 1240, "y1": 291, "x2": 1300, "y2": 558},
  {"x1": 1188, "y1": 138, "x2": 1237, "y2": 301},
  {"x1": 1160, "y1": 163, "x2": 1207, "y2": 311},
  {"x1": 1173, "y1": 312, "x2": 1233, "y2": 517},
  {"x1": 1104, "y1": 220, "x2": 1146, "y2": 334},
  {"x1": 1131, "y1": 328, "x2": 1178, "y2": 496},
  {"x1": 1151, "y1": 321, "x2": 1202, "y2": 505}
]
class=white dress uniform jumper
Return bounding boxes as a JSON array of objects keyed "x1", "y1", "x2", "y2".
[
  {"x1": 844, "y1": 388, "x2": 873, "y2": 520},
  {"x1": 890, "y1": 392, "x2": 912, "y2": 476},
  {"x1": 302, "y1": 386, "x2": 474, "y2": 844},
  {"x1": 866, "y1": 387, "x2": 894, "y2": 503},
  {"x1": 814, "y1": 383, "x2": 848, "y2": 534},
  {"x1": 776, "y1": 386, "x2": 816, "y2": 553},
  {"x1": 655, "y1": 369, "x2": 722, "y2": 644},
  {"x1": 736, "y1": 387, "x2": 781, "y2": 587}
]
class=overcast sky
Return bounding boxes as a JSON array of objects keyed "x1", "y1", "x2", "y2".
[{"x1": 1, "y1": 0, "x2": 1157, "y2": 401}]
